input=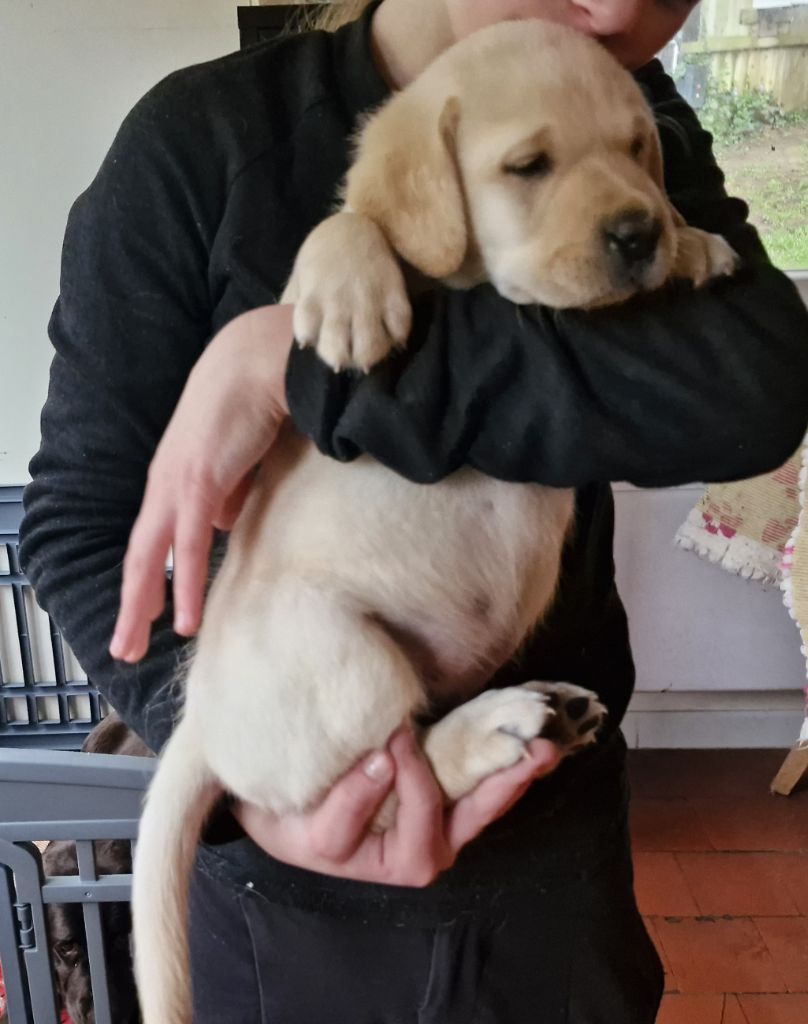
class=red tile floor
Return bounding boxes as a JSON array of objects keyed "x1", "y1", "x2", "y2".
[{"x1": 627, "y1": 749, "x2": 808, "y2": 1024}]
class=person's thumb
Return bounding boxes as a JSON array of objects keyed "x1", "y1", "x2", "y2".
[{"x1": 214, "y1": 468, "x2": 258, "y2": 531}]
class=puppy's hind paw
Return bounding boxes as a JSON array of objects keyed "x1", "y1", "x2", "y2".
[
  {"x1": 423, "y1": 685, "x2": 556, "y2": 802},
  {"x1": 522, "y1": 681, "x2": 607, "y2": 752}
]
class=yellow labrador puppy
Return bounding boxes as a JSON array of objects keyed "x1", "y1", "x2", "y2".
[{"x1": 133, "y1": 20, "x2": 735, "y2": 1024}]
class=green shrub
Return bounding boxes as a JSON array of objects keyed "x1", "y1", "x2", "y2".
[{"x1": 698, "y1": 84, "x2": 799, "y2": 146}]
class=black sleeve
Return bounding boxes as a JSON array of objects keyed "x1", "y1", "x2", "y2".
[
  {"x1": 19, "y1": 80, "x2": 221, "y2": 754},
  {"x1": 286, "y1": 67, "x2": 808, "y2": 489}
]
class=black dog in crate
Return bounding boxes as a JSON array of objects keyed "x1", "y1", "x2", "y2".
[{"x1": 42, "y1": 713, "x2": 152, "y2": 1024}]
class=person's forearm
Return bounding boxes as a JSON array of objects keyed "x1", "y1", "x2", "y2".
[{"x1": 287, "y1": 257, "x2": 808, "y2": 489}]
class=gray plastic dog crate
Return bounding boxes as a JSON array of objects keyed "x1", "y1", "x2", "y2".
[
  {"x1": 0, "y1": 490, "x2": 150, "y2": 1024},
  {"x1": 0, "y1": 748, "x2": 154, "y2": 1023},
  {"x1": 0, "y1": 492, "x2": 132, "y2": 1020},
  {"x1": 0, "y1": 488, "x2": 106, "y2": 751}
]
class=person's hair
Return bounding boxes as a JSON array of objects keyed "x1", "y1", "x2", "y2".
[{"x1": 305, "y1": 0, "x2": 375, "y2": 32}]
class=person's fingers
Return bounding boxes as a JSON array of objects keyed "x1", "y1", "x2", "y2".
[
  {"x1": 171, "y1": 505, "x2": 215, "y2": 637},
  {"x1": 110, "y1": 508, "x2": 173, "y2": 662},
  {"x1": 447, "y1": 739, "x2": 563, "y2": 852},
  {"x1": 522, "y1": 737, "x2": 564, "y2": 770},
  {"x1": 306, "y1": 748, "x2": 395, "y2": 863},
  {"x1": 384, "y1": 729, "x2": 448, "y2": 884}
]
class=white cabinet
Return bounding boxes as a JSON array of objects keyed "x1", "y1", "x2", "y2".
[{"x1": 613, "y1": 483, "x2": 806, "y2": 692}]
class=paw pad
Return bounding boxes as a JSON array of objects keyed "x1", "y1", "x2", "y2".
[{"x1": 525, "y1": 682, "x2": 607, "y2": 752}]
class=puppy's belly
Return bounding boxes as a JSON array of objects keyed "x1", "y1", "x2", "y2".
[
  {"x1": 228, "y1": 431, "x2": 575, "y2": 698},
  {"x1": 371, "y1": 613, "x2": 525, "y2": 704}
]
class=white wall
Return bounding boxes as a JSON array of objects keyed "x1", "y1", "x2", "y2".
[{"x1": 0, "y1": 0, "x2": 239, "y2": 485}]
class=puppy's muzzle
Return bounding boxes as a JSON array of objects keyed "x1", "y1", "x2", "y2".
[{"x1": 603, "y1": 209, "x2": 662, "y2": 287}]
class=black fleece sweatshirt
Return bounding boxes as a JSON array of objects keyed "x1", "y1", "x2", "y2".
[{"x1": 19, "y1": 4, "x2": 808, "y2": 913}]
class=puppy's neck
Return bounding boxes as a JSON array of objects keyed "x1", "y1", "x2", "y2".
[{"x1": 401, "y1": 251, "x2": 487, "y2": 299}]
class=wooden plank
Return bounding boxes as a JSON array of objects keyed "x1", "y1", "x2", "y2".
[{"x1": 770, "y1": 744, "x2": 808, "y2": 796}]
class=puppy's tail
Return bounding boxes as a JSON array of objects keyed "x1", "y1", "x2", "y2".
[{"x1": 132, "y1": 716, "x2": 222, "y2": 1024}]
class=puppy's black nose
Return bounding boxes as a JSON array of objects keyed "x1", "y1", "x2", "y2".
[{"x1": 603, "y1": 210, "x2": 661, "y2": 267}]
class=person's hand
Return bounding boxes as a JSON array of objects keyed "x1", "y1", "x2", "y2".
[
  {"x1": 233, "y1": 728, "x2": 563, "y2": 886},
  {"x1": 110, "y1": 305, "x2": 294, "y2": 663}
]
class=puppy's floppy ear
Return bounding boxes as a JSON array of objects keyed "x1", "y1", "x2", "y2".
[
  {"x1": 647, "y1": 126, "x2": 666, "y2": 193},
  {"x1": 647, "y1": 126, "x2": 687, "y2": 228},
  {"x1": 344, "y1": 94, "x2": 466, "y2": 279}
]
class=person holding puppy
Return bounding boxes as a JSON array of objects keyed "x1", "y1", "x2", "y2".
[{"x1": 21, "y1": 0, "x2": 808, "y2": 1021}]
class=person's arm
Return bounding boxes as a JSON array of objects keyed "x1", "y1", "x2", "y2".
[
  {"x1": 287, "y1": 67, "x2": 808, "y2": 488},
  {"x1": 19, "y1": 79, "x2": 227, "y2": 754}
]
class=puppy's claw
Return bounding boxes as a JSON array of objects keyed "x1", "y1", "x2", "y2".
[
  {"x1": 384, "y1": 300, "x2": 413, "y2": 348},
  {"x1": 293, "y1": 297, "x2": 324, "y2": 350},
  {"x1": 316, "y1": 312, "x2": 356, "y2": 372},
  {"x1": 674, "y1": 226, "x2": 739, "y2": 288},
  {"x1": 707, "y1": 233, "x2": 739, "y2": 277}
]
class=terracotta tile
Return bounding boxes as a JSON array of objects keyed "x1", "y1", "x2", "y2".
[
  {"x1": 738, "y1": 995, "x2": 808, "y2": 1024},
  {"x1": 655, "y1": 993, "x2": 725, "y2": 1024},
  {"x1": 630, "y1": 798, "x2": 714, "y2": 852},
  {"x1": 633, "y1": 853, "x2": 700, "y2": 916},
  {"x1": 754, "y1": 917, "x2": 808, "y2": 992},
  {"x1": 653, "y1": 916, "x2": 786, "y2": 994},
  {"x1": 645, "y1": 916, "x2": 679, "y2": 993},
  {"x1": 769, "y1": 854, "x2": 808, "y2": 915},
  {"x1": 690, "y1": 795, "x2": 808, "y2": 853},
  {"x1": 723, "y1": 994, "x2": 751, "y2": 1024},
  {"x1": 628, "y1": 750, "x2": 703, "y2": 800},
  {"x1": 676, "y1": 853, "x2": 800, "y2": 917},
  {"x1": 628, "y1": 750, "x2": 786, "y2": 802}
]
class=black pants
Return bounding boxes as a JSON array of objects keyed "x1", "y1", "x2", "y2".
[{"x1": 188, "y1": 735, "x2": 662, "y2": 1023}]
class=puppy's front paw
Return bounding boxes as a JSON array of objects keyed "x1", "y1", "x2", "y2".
[
  {"x1": 522, "y1": 681, "x2": 607, "y2": 752},
  {"x1": 673, "y1": 226, "x2": 738, "y2": 288},
  {"x1": 288, "y1": 211, "x2": 412, "y2": 372},
  {"x1": 423, "y1": 685, "x2": 555, "y2": 802}
]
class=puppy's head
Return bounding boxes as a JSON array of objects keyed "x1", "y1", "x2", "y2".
[{"x1": 346, "y1": 20, "x2": 678, "y2": 309}]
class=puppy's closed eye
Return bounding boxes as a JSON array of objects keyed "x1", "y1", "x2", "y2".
[{"x1": 504, "y1": 151, "x2": 553, "y2": 179}]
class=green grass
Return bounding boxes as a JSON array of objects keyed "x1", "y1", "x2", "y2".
[
  {"x1": 759, "y1": 225, "x2": 808, "y2": 271},
  {"x1": 715, "y1": 134, "x2": 808, "y2": 271}
]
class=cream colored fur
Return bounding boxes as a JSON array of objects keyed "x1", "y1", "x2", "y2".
[{"x1": 133, "y1": 21, "x2": 736, "y2": 1024}]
